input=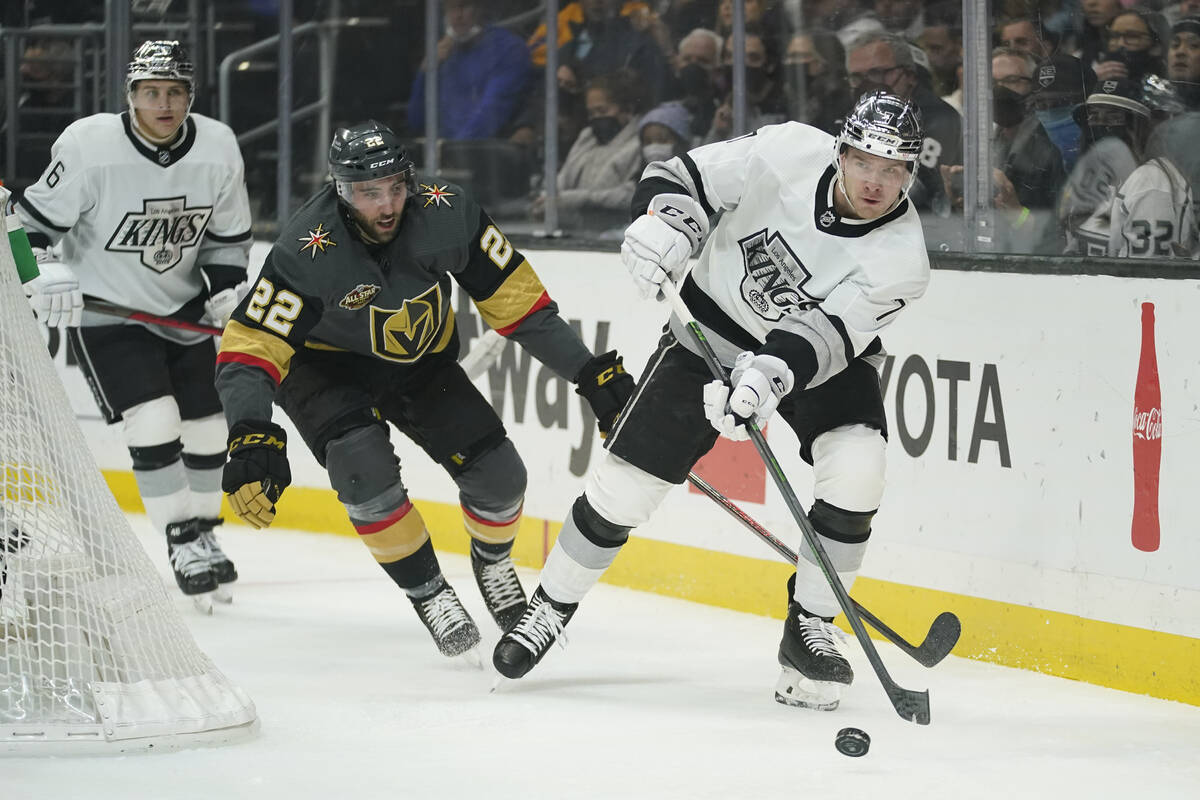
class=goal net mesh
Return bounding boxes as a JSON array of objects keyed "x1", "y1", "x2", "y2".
[{"x1": 1, "y1": 221, "x2": 255, "y2": 753}]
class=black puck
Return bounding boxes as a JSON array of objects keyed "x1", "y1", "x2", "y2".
[{"x1": 834, "y1": 727, "x2": 870, "y2": 757}]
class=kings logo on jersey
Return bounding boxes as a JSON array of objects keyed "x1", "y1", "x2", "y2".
[
  {"x1": 105, "y1": 196, "x2": 213, "y2": 272},
  {"x1": 737, "y1": 228, "x2": 818, "y2": 322},
  {"x1": 368, "y1": 283, "x2": 446, "y2": 363}
]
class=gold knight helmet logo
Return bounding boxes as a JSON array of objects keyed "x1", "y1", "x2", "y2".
[{"x1": 369, "y1": 283, "x2": 445, "y2": 362}]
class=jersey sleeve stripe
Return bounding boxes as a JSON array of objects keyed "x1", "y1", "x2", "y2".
[
  {"x1": 205, "y1": 228, "x2": 253, "y2": 243},
  {"x1": 680, "y1": 152, "x2": 717, "y2": 217},
  {"x1": 214, "y1": 319, "x2": 295, "y2": 384},
  {"x1": 494, "y1": 291, "x2": 551, "y2": 336},
  {"x1": 631, "y1": 176, "x2": 692, "y2": 219},
  {"x1": 16, "y1": 198, "x2": 71, "y2": 233},
  {"x1": 473, "y1": 258, "x2": 551, "y2": 332},
  {"x1": 679, "y1": 274, "x2": 761, "y2": 352}
]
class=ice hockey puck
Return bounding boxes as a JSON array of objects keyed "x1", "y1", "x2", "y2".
[{"x1": 834, "y1": 727, "x2": 870, "y2": 757}]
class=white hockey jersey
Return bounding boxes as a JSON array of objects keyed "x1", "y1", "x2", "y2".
[
  {"x1": 16, "y1": 112, "x2": 252, "y2": 336},
  {"x1": 1058, "y1": 137, "x2": 1139, "y2": 256},
  {"x1": 640, "y1": 122, "x2": 930, "y2": 391},
  {"x1": 1109, "y1": 156, "x2": 1198, "y2": 259}
]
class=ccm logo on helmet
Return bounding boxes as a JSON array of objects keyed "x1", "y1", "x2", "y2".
[{"x1": 369, "y1": 158, "x2": 395, "y2": 169}]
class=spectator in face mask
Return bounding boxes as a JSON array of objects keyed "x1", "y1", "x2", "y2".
[
  {"x1": 1168, "y1": 16, "x2": 1200, "y2": 109},
  {"x1": 990, "y1": 47, "x2": 1067, "y2": 215},
  {"x1": 782, "y1": 29, "x2": 849, "y2": 135},
  {"x1": 637, "y1": 101, "x2": 693, "y2": 165},
  {"x1": 1029, "y1": 54, "x2": 1089, "y2": 173},
  {"x1": 1059, "y1": 78, "x2": 1152, "y2": 254},
  {"x1": 704, "y1": 31, "x2": 787, "y2": 144},
  {"x1": 1091, "y1": 8, "x2": 1169, "y2": 90},
  {"x1": 532, "y1": 70, "x2": 644, "y2": 231},
  {"x1": 670, "y1": 28, "x2": 723, "y2": 140},
  {"x1": 407, "y1": 0, "x2": 532, "y2": 139}
]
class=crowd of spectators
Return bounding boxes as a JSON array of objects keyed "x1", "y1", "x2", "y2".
[{"x1": 8, "y1": 0, "x2": 1200, "y2": 258}]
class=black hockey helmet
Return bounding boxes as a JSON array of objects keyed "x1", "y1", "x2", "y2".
[
  {"x1": 126, "y1": 40, "x2": 195, "y2": 100},
  {"x1": 329, "y1": 120, "x2": 417, "y2": 196}
]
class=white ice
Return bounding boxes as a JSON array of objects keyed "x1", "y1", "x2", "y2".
[{"x1": 4, "y1": 515, "x2": 1199, "y2": 799}]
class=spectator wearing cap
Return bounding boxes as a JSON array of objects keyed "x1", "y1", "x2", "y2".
[
  {"x1": 1168, "y1": 15, "x2": 1200, "y2": 109},
  {"x1": 1058, "y1": 79, "x2": 1152, "y2": 255},
  {"x1": 1091, "y1": 7, "x2": 1169, "y2": 90},
  {"x1": 638, "y1": 101, "x2": 693, "y2": 167},
  {"x1": 991, "y1": 47, "x2": 1067, "y2": 216},
  {"x1": 1164, "y1": 0, "x2": 1200, "y2": 27},
  {"x1": 1029, "y1": 55, "x2": 1089, "y2": 172}
]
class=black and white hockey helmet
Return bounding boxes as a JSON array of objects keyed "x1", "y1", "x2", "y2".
[
  {"x1": 329, "y1": 120, "x2": 417, "y2": 199},
  {"x1": 838, "y1": 90, "x2": 924, "y2": 162},
  {"x1": 125, "y1": 40, "x2": 195, "y2": 97}
]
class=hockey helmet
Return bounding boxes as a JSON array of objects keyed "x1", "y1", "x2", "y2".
[
  {"x1": 835, "y1": 90, "x2": 925, "y2": 203},
  {"x1": 125, "y1": 40, "x2": 194, "y2": 104},
  {"x1": 329, "y1": 120, "x2": 417, "y2": 203}
]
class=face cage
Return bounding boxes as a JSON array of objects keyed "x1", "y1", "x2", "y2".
[{"x1": 832, "y1": 141, "x2": 919, "y2": 215}]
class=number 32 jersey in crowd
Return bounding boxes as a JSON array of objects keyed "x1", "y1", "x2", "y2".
[
  {"x1": 638, "y1": 122, "x2": 930, "y2": 391},
  {"x1": 15, "y1": 111, "x2": 252, "y2": 338}
]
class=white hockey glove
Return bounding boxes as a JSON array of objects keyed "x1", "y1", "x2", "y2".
[
  {"x1": 703, "y1": 352, "x2": 795, "y2": 441},
  {"x1": 621, "y1": 193, "x2": 709, "y2": 300},
  {"x1": 24, "y1": 255, "x2": 82, "y2": 328},
  {"x1": 203, "y1": 280, "x2": 249, "y2": 327}
]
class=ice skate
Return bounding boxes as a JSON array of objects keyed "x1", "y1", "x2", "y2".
[
  {"x1": 198, "y1": 517, "x2": 236, "y2": 604},
  {"x1": 166, "y1": 519, "x2": 218, "y2": 613},
  {"x1": 410, "y1": 581, "x2": 481, "y2": 658},
  {"x1": 492, "y1": 586, "x2": 578, "y2": 679},
  {"x1": 774, "y1": 601, "x2": 853, "y2": 711},
  {"x1": 470, "y1": 545, "x2": 527, "y2": 631}
]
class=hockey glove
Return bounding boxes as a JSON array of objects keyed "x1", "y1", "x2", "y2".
[
  {"x1": 575, "y1": 350, "x2": 636, "y2": 438},
  {"x1": 621, "y1": 193, "x2": 709, "y2": 300},
  {"x1": 24, "y1": 255, "x2": 82, "y2": 328},
  {"x1": 703, "y1": 352, "x2": 795, "y2": 441},
  {"x1": 204, "y1": 280, "x2": 249, "y2": 327},
  {"x1": 222, "y1": 420, "x2": 291, "y2": 529}
]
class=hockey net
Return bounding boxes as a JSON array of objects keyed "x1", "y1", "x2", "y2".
[{"x1": 0, "y1": 231, "x2": 256, "y2": 753}]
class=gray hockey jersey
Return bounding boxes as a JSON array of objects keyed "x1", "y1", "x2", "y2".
[{"x1": 635, "y1": 122, "x2": 930, "y2": 391}]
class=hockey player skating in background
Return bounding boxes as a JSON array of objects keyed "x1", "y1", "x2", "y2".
[
  {"x1": 214, "y1": 121, "x2": 634, "y2": 658},
  {"x1": 16, "y1": 41, "x2": 252, "y2": 611},
  {"x1": 494, "y1": 90, "x2": 931, "y2": 712}
]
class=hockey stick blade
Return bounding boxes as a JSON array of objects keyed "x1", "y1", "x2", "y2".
[
  {"x1": 686, "y1": 471, "x2": 961, "y2": 667},
  {"x1": 460, "y1": 329, "x2": 507, "y2": 380},
  {"x1": 661, "y1": 279, "x2": 930, "y2": 725}
]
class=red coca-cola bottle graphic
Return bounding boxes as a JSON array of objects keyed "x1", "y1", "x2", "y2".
[{"x1": 1131, "y1": 302, "x2": 1162, "y2": 552}]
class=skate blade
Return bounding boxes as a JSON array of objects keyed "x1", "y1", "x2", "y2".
[
  {"x1": 190, "y1": 592, "x2": 216, "y2": 615},
  {"x1": 213, "y1": 585, "x2": 234, "y2": 604},
  {"x1": 457, "y1": 646, "x2": 484, "y2": 670},
  {"x1": 774, "y1": 666, "x2": 843, "y2": 711}
]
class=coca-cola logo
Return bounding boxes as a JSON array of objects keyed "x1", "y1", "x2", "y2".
[{"x1": 1133, "y1": 407, "x2": 1162, "y2": 440}]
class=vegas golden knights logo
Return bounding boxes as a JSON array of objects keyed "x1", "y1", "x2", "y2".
[{"x1": 369, "y1": 283, "x2": 445, "y2": 362}]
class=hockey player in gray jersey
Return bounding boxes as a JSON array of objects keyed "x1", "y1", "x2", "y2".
[
  {"x1": 494, "y1": 90, "x2": 931, "y2": 712},
  {"x1": 15, "y1": 41, "x2": 252, "y2": 610}
]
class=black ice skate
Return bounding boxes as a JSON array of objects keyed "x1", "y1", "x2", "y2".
[
  {"x1": 166, "y1": 519, "x2": 219, "y2": 600},
  {"x1": 492, "y1": 586, "x2": 578, "y2": 679},
  {"x1": 775, "y1": 601, "x2": 854, "y2": 711},
  {"x1": 198, "y1": 517, "x2": 238, "y2": 584},
  {"x1": 470, "y1": 545, "x2": 527, "y2": 631},
  {"x1": 410, "y1": 581, "x2": 481, "y2": 658}
]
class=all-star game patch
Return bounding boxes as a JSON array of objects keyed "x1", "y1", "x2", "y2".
[
  {"x1": 339, "y1": 283, "x2": 381, "y2": 310},
  {"x1": 420, "y1": 183, "x2": 455, "y2": 208},
  {"x1": 298, "y1": 222, "x2": 337, "y2": 259}
]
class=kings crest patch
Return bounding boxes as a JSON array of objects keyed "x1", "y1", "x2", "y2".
[
  {"x1": 737, "y1": 228, "x2": 818, "y2": 322},
  {"x1": 339, "y1": 283, "x2": 381, "y2": 310},
  {"x1": 298, "y1": 222, "x2": 337, "y2": 259},
  {"x1": 819, "y1": 209, "x2": 837, "y2": 228}
]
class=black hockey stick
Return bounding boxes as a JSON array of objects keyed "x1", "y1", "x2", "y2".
[
  {"x1": 661, "y1": 279, "x2": 931, "y2": 725},
  {"x1": 685, "y1": 471, "x2": 961, "y2": 668},
  {"x1": 85, "y1": 298, "x2": 224, "y2": 336}
]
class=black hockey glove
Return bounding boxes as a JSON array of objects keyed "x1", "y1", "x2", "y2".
[
  {"x1": 575, "y1": 350, "x2": 636, "y2": 438},
  {"x1": 222, "y1": 420, "x2": 291, "y2": 529}
]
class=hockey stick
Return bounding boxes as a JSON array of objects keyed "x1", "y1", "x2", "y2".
[
  {"x1": 685, "y1": 471, "x2": 960, "y2": 668},
  {"x1": 460, "y1": 328, "x2": 506, "y2": 380},
  {"x1": 661, "y1": 279, "x2": 931, "y2": 725},
  {"x1": 85, "y1": 298, "x2": 224, "y2": 336}
]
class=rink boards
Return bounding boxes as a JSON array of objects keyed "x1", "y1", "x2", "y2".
[{"x1": 56, "y1": 244, "x2": 1199, "y2": 706}]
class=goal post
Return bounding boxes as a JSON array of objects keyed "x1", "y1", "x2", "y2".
[{"x1": 0, "y1": 211, "x2": 257, "y2": 754}]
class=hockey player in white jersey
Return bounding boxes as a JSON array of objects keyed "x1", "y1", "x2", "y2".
[
  {"x1": 16, "y1": 41, "x2": 252, "y2": 610},
  {"x1": 493, "y1": 90, "x2": 930, "y2": 711}
]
